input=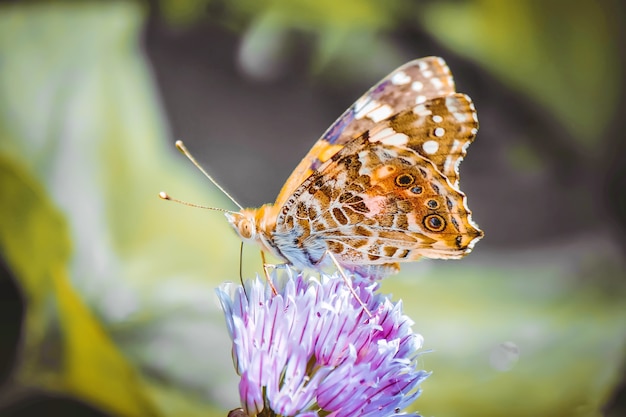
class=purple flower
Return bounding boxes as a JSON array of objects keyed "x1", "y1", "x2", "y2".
[{"x1": 216, "y1": 269, "x2": 429, "y2": 417}]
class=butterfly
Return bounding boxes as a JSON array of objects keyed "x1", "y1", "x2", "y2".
[{"x1": 226, "y1": 56, "x2": 483, "y2": 279}]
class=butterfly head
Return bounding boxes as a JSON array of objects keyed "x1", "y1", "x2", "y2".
[
  {"x1": 225, "y1": 210, "x2": 258, "y2": 243},
  {"x1": 226, "y1": 205, "x2": 279, "y2": 253}
]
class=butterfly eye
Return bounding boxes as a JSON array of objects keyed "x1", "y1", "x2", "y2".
[
  {"x1": 239, "y1": 219, "x2": 255, "y2": 239},
  {"x1": 395, "y1": 173, "x2": 415, "y2": 187},
  {"x1": 411, "y1": 186, "x2": 423, "y2": 194},
  {"x1": 426, "y1": 199, "x2": 439, "y2": 209},
  {"x1": 423, "y1": 214, "x2": 446, "y2": 232}
]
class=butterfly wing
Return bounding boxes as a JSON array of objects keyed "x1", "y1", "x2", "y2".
[
  {"x1": 272, "y1": 93, "x2": 482, "y2": 276},
  {"x1": 274, "y1": 56, "x2": 457, "y2": 209}
]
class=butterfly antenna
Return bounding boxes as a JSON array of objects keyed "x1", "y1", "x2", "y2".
[
  {"x1": 174, "y1": 140, "x2": 243, "y2": 210},
  {"x1": 158, "y1": 191, "x2": 237, "y2": 214}
]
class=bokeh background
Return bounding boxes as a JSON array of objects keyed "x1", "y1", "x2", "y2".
[{"x1": 0, "y1": 1, "x2": 625, "y2": 416}]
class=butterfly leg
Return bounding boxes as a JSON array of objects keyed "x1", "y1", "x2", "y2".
[
  {"x1": 260, "y1": 251, "x2": 280, "y2": 295},
  {"x1": 326, "y1": 251, "x2": 372, "y2": 318}
]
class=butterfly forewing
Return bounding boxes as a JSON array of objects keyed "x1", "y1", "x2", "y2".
[
  {"x1": 274, "y1": 56, "x2": 457, "y2": 209},
  {"x1": 322, "y1": 56, "x2": 457, "y2": 145},
  {"x1": 273, "y1": 121, "x2": 483, "y2": 275}
]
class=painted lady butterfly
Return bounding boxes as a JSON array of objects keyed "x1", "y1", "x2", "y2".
[{"x1": 226, "y1": 56, "x2": 483, "y2": 279}]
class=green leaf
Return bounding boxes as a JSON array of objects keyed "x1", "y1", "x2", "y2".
[{"x1": 0, "y1": 155, "x2": 159, "y2": 416}]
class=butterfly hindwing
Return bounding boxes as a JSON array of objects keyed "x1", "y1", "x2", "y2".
[{"x1": 273, "y1": 99, "x2": 483, "y2": 273}]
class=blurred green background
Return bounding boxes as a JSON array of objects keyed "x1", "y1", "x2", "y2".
[{"x1": 0, "y1": 1, "x2": 625, "y2": 416}]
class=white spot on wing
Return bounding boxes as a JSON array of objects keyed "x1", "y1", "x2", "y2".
[
  {"x1": 434, "y1": 127, "x2": 445, "y2": 137},
  {"x1": 366, "y1": 104, "x2": 394, "y2": 122},
  {"x1": 413, "y1": 103, "x2": 431, "y2": 117},
  {"x1": 391, "y1": 71, "x2": 411, "y2": 85},
  {"x1": 446, "y1": 95, "x2": 470, "y2": 121},
  {"x1": 382, "y1": 133, "x2": 410, "y2": 146},
  {"x1": 415, "y1": 95, "x2": 427, "y2": 104},
  {"x1": 454, "y1": 157, "x2": 463, "y2": 177},
  {"x1": 422, "y1": 140, "x2": 439, "y2": 154},
  {"x1": 411, "y1": 81, "x2": 423, "y2": 91},
  {"x1": 471, "y1": 127, "x2": 478, "y2": 135},
  {"x1": 368, "y1": 127, "x2": 409, "y2": 146},
  {"x1": 354, "y1": 99, "x2": 379, "y2": 120},
  {"x1": 432, "y1": 115, "x2": 443, "y2": 123},
  {"x1": 431, "y1": 77, "x2": 444, "y2": 90},
  {"x1": 443, "y1": 155, "x2": 452, "y2": 173},
  {"x1": 453, "y1": 111, "x2": 469, "y2": 122},
  {"x1": 354, "y1": 96, "x2": 369, "y2": 113}
]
